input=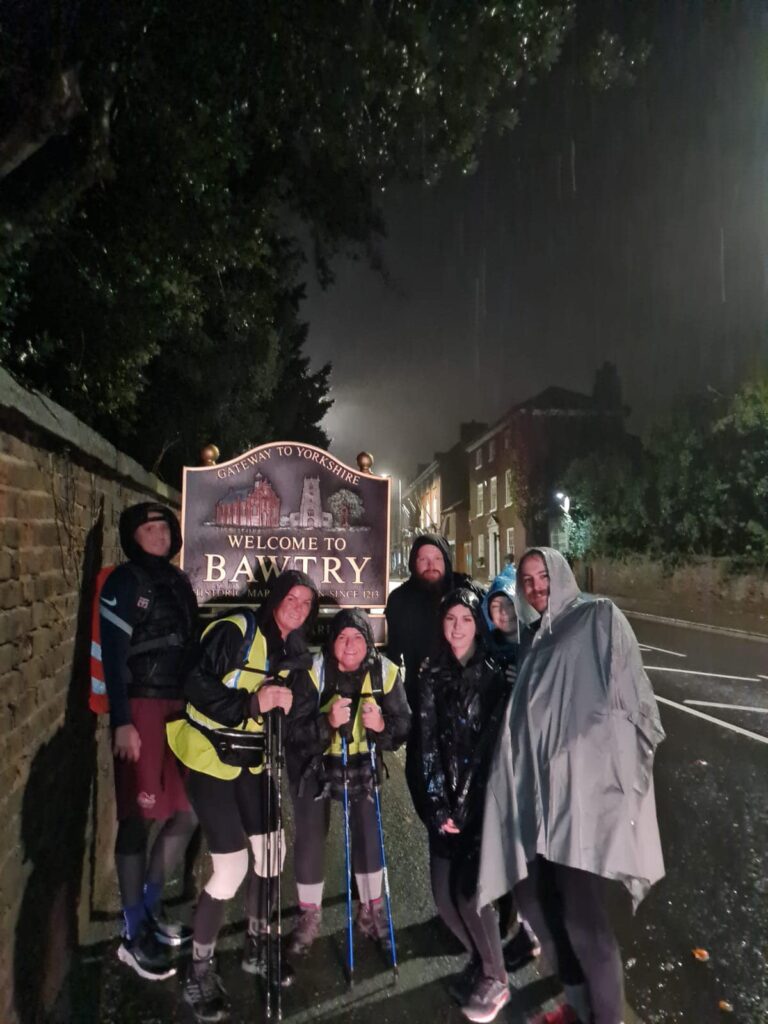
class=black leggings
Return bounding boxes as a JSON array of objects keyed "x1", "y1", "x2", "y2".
[
  {"x1": 187, "y1": 768, "x2": 276, "y2": 854},
  {"x1": 115, "y1": 810, "x2": 198, "y2": 909},
  {"x1": 514, "y1": 858, "x2": 624, "y2": 1024},
  {"x1": 429, "y1": 842, "x2": 506, "y2": 984},
  {"x1": 291, "y1": 789, "x2": 383, "y2": 885}
]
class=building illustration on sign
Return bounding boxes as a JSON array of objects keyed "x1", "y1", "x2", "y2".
[
  {"x1": 215, "y1": 472, "x2": 281, "y2": 527},
  {"x1": 290, "y1": 476, "x2": 332, "y2": 528},
  {"x1": 214, "y1": 471, "x2": 359, "y2": 530}
]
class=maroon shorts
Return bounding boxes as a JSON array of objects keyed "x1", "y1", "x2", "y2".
[{"x1": 113, "y1": 697, "x2": 191, "y2": 821}]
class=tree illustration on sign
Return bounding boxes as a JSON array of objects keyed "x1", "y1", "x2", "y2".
[{"x1": 327, "y1": 489, "x2": 364, "y2": 528}]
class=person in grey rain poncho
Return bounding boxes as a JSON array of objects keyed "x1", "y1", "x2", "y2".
[{"x1": 476, "y1": 548, "x2": 665, "y2": 1024}]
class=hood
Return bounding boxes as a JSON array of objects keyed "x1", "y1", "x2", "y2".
[
  {"x1": 325, "y1": 607, "x2": 375, "y2": 656},
  {"x1": 438, "y1": 586, "x2": 488, "y2": 655},
  {"x1": 258, "y1": 569, "x2": 320, "y2": 636},
  {"x1": 516, "y1": 547, "x2": 581, "y2": 631},
  {"x1": 119, "y1": 502, "x2": 183, "y2": 567},
  {"x1": 407, "y1": 533, "x2": 453, "y2": 577},
  {"x1": 482, "y1": 572, "x2": 518, "y2": 630},
  {"x1": 324, "y1": 607, "x2": 379, "y2": 675}
]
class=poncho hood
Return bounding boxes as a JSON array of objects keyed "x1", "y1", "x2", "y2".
[{"x1": 516, "y1": 546, "x2": 582, "y2": 631}]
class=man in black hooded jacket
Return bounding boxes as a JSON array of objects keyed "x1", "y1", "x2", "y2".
[
  {"x1": 101, "y1": 502, "x2": 199, "y2": 981},
  {"x1": 384, "y1": 534, "x2": 480, "y2": 819}
]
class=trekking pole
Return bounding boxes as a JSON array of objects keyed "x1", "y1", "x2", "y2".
[
  {"x1": 264, "y1": 713, "x2": 273, "y2": 1019},
  {"x1": 340, "y1": 732, "x2": 354, "y2": 988},
  {"x1": 274, "y1": 710, "x2": 285, "y2": 1020},
  {"x1": 368, "y1": 741, "x2": 398, "y2": 979}
]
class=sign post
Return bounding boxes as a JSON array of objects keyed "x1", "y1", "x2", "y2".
[{"x1": 181, "y1": 442, "x2": 390, "y2": 616}]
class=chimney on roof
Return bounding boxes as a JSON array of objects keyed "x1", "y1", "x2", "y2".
[
  {"x1": 459, "y1": 420, "x2": 487, "y2": 444},
  {"x1": 592, "y1": 362, "x2": 624, "y2": 413}
]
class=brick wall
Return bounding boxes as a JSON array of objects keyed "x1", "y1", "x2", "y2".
[{"x1": 0, "y1": 368, "x2": 180, "y2": 1024}]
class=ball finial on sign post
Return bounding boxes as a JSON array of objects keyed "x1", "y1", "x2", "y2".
[
  {"x1": 356, "y1": 451, "x2": 374, "y2": 474},
  {"x1": 200, "y1": 444, "x2": 220, "y2": 466}
]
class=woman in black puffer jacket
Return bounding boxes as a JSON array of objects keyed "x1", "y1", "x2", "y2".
[{"x1": 419, "y1": 589, "x2": 511, "y2": 1023}]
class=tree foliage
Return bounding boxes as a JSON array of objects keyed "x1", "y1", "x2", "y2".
[
  {"x1": 327, "y1": 489, "x2": 364, "y2": 528},
  {"x1": 563, "y1": 376, "x2": 768, "y2": 567},
  {"x1": 0, "y1": 1, "x2": 592, "y2": 481}
]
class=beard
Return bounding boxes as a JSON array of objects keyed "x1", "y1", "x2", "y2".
[{"x1": 414, "y1": 572, "x2": 446, "y2": 594}]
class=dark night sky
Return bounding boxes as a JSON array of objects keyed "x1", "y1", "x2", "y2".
[{"x1": 305, "y1": 1, "x2": 768, "y2": 479}]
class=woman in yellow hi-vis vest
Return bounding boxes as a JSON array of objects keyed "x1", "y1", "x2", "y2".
[
  {"x1": 167, "y1": 570, "x2": 321, "y2": 1024},
  {"x1": 285, "y1": 608, "x2": 411, "y2": 958}
]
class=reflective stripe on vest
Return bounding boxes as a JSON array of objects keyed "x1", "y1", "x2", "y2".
[
  {"x1": 321, "y1": 658, "x2": 399, "y2": 758},
  {"x1": 167, "y1": 613, "x2": 290, "y2": 780}
]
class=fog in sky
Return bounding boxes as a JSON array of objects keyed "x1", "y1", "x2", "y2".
[{"x1": 304, "y1": 1, "x2": 768, "y2": 479}]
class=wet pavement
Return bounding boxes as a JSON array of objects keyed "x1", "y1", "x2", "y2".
[
  {"x1": 63, "y1": 614, "x2": 767, "y2": 1024},
  {"x1": 618, "y1": 617, "x2": 768, "y2": 1024},
  {"x1": 64, "y1": 750, "x2": 565, "y2": 1024}
]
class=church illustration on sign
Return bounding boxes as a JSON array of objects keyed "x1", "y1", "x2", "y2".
[{"x1": 214, "y1": 472, "x2": 364, "y2": 530}]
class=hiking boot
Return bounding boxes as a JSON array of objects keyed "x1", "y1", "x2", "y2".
[
  {"x1": 147, "y1": 904, "x2": 193, "y2": 947},
  {"x1": 356, "y1": 899, "x2": 392, "y2": 953},
  {"x1": 183, "y1": 957, "x2": 229, "y2": 1023},
  {"x1": 287, "y1": 905, "x2": 322, "y2": 956},
  {"x1": 462, "y1": 975, "x2": 511, "y2": 1023},
  {"x1": 117, "y1": 920, "x2": 176, "y2": 981},
  {"x1": 447, "y1": 954, "x2": 481, "y2": 1004},
  {"x1": 241, "y1": 931, "x2": 296, "y2": 987},
  {"x1": 529, "y1": 1006, "x2": 580, "y2": 1024},
  {"x1": 503, "y1": 923, "x2": 540, "y2": 973}
]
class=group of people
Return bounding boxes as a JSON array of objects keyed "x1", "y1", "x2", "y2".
[{"x1": 100, "y1": 502, "x2": 665, "y2": 1024}]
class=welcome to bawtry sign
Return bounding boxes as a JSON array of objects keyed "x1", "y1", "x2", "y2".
[{"x1": 181, "y1": 442, "x2": 390, "y2": 607}]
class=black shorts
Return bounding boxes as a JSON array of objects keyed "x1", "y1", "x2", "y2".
[{"x1": 187, "y1": 767, "x2": 278, "y2": 854}]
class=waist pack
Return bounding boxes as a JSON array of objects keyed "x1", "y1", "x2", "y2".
[{"x1": 187, "y1": 717, "x2": 266, "y2": 769}]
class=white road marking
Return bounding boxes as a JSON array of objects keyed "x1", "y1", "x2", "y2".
[
  {"x1": 684, "y1": 700, "x2": 768, "y2": 714},
  {"x1": 639, "y1": 644, "x2": 686, "y2": 658},
  {"x1": 657, "y1": 696, "x2": 768, "y2": 745},
  {"x1": 759, "y1": 674, "x2": 768, "y2": 682},
  {"x1": 645, "y1": 666, "x2": 760, "y2": 683}
]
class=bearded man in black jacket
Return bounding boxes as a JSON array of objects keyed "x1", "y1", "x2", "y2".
[{"x1": 384, "y1": 534, "x2": 480, "y2": 820}]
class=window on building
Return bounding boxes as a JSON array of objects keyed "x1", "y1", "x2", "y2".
[
  {"x1": 478, "y1": 533, "x2": 485, "y2": 564},
  {"x1": 476, "y1": 482, "x2": 484, "y2": 517},
  {"x1": 503, "y1": 429, "x2": 511, "y2": 450},
  {"x1": 490, "y1": 476, "x2": 498, "y2": 512},
  {"x1": 488, "y1": 438, "x2": 496, "y2": 462},
  {"x1": 505, "y1": 468, "x2": 513, "y2": 507},
  {"x1": 506, "y1": 527, "x2": 515, "y2": 560},
  {"x1": 475, "y1": 447, "x2": 482, "y2": 469}
]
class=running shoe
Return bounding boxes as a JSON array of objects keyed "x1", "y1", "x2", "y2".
[
  {"x1": 503, "y1": 923, "x2": 540, "y2": 973},
  {"x1": 241, "y1": 932, "x2": 295, "y2": 987},
  {"x1": 183, "y1": 957, "x2": 229, "y2": 1022},
  {"x1": 461, "y1": 975, "x2": 511, "y2": 1023},
  {"x1": 117, "y1": 921, "x2": 176, "y2": 981}
]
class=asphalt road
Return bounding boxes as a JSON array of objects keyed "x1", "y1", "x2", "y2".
[
  {"x1": 615, "y1": 615, "x2": 768, "y2": 1024},
  {"x1": 65, "y1": 614, "x2": 767, "y2": 1024}
]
